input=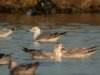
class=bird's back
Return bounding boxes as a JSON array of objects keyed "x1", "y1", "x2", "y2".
[
  {"x1": 10, "y1": 62, "x2": 39, "y2": 75},
  {"x1": 23, "y1": 48, "x2": 51, "y2": 59}
]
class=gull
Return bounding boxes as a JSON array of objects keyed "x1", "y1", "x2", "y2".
[
  {"x1": 27, "y1": 27, "x2": 67, "y2": 42},
  {"x1": 0, "y1": 53, "x2": 11, "y2": 64},
  {"x1": 9, "y1": 60, "x2": 39, "y2": 75},
  {"x1": 0, "y1": 28, "x2": 15, "y2": 37},
  {"x1": 62, "y1": 45, "x2": 98, "y2": 58},
  {"x1": 23, "y1": 43, "x2": 63, "y2": 60}
]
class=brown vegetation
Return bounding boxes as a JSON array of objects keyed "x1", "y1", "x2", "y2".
[
  {"x1": 0, "y1": 0, "x2": 100, "y2": 14},
  {"x1": 0, "y1": 0, "x2": 38, "y2": 13}
]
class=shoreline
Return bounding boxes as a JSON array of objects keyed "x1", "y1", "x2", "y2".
[
  {"x1": 0, "y1": 13, "x2": 100, "y2": 26},
  {"x1": 0, "y1": 0, "x2": 100, "y2": 15}
]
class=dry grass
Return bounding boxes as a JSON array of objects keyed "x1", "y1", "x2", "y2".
[
  {"x1": 0, "y1": 0, "x2": 38, "y2": 12},
  {"x1": 52, "y1": 0, "x2": 100, "y2": 8},
  {"x1": 52, "y1": 0, "x2": 71, "y2": 9},
  {"x1": 0, "y1": 0, "x2": 100, "y2": 13}
]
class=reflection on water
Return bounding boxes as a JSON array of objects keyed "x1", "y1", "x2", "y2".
[
  {"x1": 0, "y1": 36, "x2": 12, "y2": 40},
  {"x1": 0, "y1": 13, "x2": 100, "y2": 75},
  {"x1": 32, "y1": 41, "x2": 41, "y2": 47},
  {"x1": 0, "y1": 13, "x2": 100, "y2": 26}
]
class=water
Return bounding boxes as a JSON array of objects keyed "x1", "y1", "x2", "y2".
[{"x1": 0, "y1": 13, "x2": 100, "y2": 75}]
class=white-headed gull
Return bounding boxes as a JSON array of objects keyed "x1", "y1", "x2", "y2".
[{"x1": 28, "y1": 27, "x2": 67, "y2": 42}]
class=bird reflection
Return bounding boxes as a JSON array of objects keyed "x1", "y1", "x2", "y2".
[
  {"x1": 0, "y1": 36, "x2": 12, "y2": 40},
  {"x1": 32, "y1": 41, "x2": 41, "y2": 47}
]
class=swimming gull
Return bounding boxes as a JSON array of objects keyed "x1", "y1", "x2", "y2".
[
  {"x1": 27, "y1": 27, "x2": 67, "y2": 42},
  {"x1": 23, "y1": 43, "x2": 63, "y2": 60},
  {"x1": 62, "y1": 45, "x2": 97, "y2": 58},
  {"x1": 9, "y1": 60, "x2": 39, "y2": 75},
  {"x1": 0, "y1": 28, "x2": 15, "y2": 37}
]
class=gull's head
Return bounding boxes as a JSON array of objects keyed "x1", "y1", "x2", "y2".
[
  {"x1": 53, "y1": 43, "x2": 63, "y2": 53},
  {"x1": 30, "y1": 27, "x2": 41, "y2": 33},
  {"x1": 52, "y1": 43, "x2": 64, "y2": 60}
]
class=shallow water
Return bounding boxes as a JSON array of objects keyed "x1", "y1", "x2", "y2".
[{"x1": 0, "y1": 13, "x2": 100, "y2": 75}]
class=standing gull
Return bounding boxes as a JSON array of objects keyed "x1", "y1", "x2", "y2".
[
  {"x1": 27, "y1": 27, "x2": 67, "y2": 42},
  {"x1": 0, "y1": 28, "x2": 15, "y2": 37}
]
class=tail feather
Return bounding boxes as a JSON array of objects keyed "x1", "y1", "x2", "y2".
[
  {"x1": 26, "y1": 62, "x2": 40, "y2": 70},
  {"x1": 23, "y1": 47, "x2": 34, "y2": 53},
  {"x1": 4, "y1": 53, "x2": 14, "y2": 58},
  {"x1": 0, "y1": 53, "x2": 13, "y2": 58},
  {"x1": 59, "y1": 31, "x2": 68, "y2": 35},
  {"x1": 23, "y1": 47, "x2": 28, "y2": 50},
  {"x1": 5, "y1": 54, "x2": 12, "y2": 57},
  {"x1": 86, "y1": 45, "x2": 99, "y2": 53},
  {"x1": 53, "y1": 31, "x2": 67, "y2": 38},
  {"x1": 32, "y1": 62, "x2": 39, "y2": 71},
  {"x1": 34, "y1": 62, "x2": 40, "y2": 66},
  {"x1": 86, "y1": 50, "x2": 96, "y2": 54},
  {"x1": 89, "y1": 45, "x2": 100, "y2": 49},
  {"x1": 23, "y1": 47, "x2": 29, "y2": 52}
]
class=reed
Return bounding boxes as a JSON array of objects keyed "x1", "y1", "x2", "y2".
[
  {"x1": 52, "y1": 0, "x2": 100, "y2": 13},
  {"x1": 0, "y1": 0, "x2": 37, "y2": 13},
  {"x1": 0, "y1": 0, "x2": 100, "y2": 13}
]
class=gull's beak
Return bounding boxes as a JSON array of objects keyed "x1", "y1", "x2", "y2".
[
  {"x1": 26, "y1": 30, "x2": 30, "y2": 32},
  {"x1": 11, "y1": 28, "x2": 16, "y2": 31},
  {"x1": 26, "y1": 29, "x2": 34, "y2": 32},
  {"x1": 62, "y1": 46, "x2": 65, "y2": 50}
]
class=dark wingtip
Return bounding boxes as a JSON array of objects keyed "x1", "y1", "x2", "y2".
[
  {"x1": 23, "y1": 47, "x2": 29, "y2": 52},
  {"x1": 60, "y1": 31, "x2": 68, "y2": 35},
  {"x1": 87, "y1": 50, "x2": 96, "y2": 53},
  {"x1": 5, "y1": 54, "x2": 11, "y2": 57},
  {"x1": 90, "y1": 45, "x2": 100, "y2": 49},
  {"x1": 11, "y1": 28, "x2": 16, "y2": 31},
  {"x1": 26, "y1": 62, "x2": 40, "y2": 70},
  {"x1": 34, "y1": 62, "x2": 40, "y2": 66},
  {"x1": 23, "y1": 47, "x2": 28, "y2": 50},
  {"x1": 5, "y1": 53, "x2": 14, "y2": 57}
]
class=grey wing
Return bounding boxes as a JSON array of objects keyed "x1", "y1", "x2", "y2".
[
  {"x1": 36, "y1": 33, "x2": 52, "y2": 40},
  {"x1": 30, "y1": 50, "x2": 51, "y2": 58},
  {"x1": 79, "y1": 48, "x2": 96, "y2": 54},
  {"x1": 37, "y1": 31, "x2": 67, "y2": 40},
  {"x1": 68, "y1": 48, "x2": 95, "y2": 54},
  {"x1": 63, "y1": 48, "x2": 86, "y2": 54},
  {"x1": 66, "y1": 48, "x2": 87, "y2": 54},
  {"x1": 11, "y1": 64, "x2": 33, "y2": 73},
  {"x1": 10, "y1": 66, "x2": 26, "y2": 74},
  {"x1": 41, "y1": 50, "x2": 51, "y2": 57}
]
